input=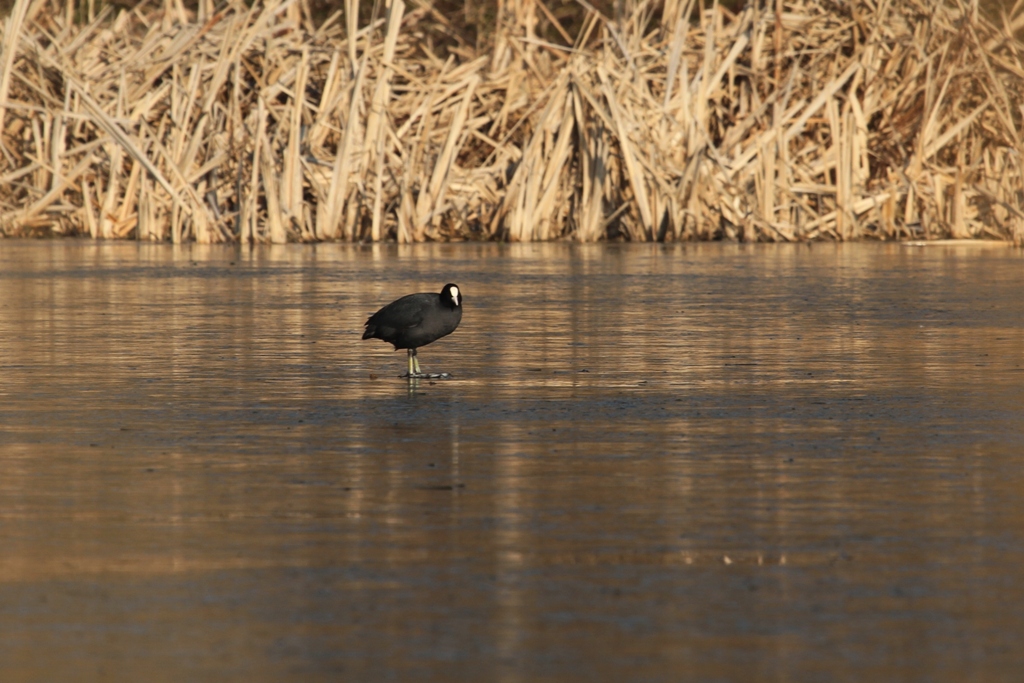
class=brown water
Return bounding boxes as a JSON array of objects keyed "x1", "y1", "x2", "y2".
[{"x1": 0, "y1": 240, "x2": 1022, "y2": 682}]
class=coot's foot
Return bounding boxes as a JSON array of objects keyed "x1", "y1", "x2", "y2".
[{"x1": 402, "y1": 372, "x2": 453, "y2": 380}]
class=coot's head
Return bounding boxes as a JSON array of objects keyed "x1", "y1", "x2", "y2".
[{"x1": 441, "y1": 283, "x2": 462, "y2": 309}]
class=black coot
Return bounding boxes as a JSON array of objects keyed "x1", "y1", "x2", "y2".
[{"x1": 362, "y1": 283, "x2": 463, "y2": 377}]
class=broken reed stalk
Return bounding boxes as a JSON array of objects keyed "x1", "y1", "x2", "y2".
[{"x1": 1, "y1": 0, "x2": 1023, "y2": 243}]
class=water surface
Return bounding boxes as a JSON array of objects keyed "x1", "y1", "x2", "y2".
[{"x1": 0, "y1": 241, "x2": 1022, "y2": 682}]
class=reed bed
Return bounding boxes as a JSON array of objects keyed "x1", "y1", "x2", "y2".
[{"x1": 1, "y1": 0, "x2": 1023, "y2": 242}]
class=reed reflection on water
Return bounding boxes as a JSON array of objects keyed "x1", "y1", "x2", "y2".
[{"x1": 0, "y1": 241, "x2": 1022, "y2": 682}]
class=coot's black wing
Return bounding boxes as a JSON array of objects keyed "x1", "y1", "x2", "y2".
[{"x1": 362, "y1": 293, "x2": 434, "y2": 346}]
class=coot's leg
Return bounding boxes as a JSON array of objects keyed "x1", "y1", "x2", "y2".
[
  {"x1": 406, "y1": 349, "x2": 415, "y2": 377},
  {"x1": 412, "y1": 348, "x2": 421, "y2": 375}
]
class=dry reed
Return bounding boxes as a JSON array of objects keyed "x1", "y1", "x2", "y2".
[{"x1": 1, "y1": 0, "x2": 1023, "y2": 242}]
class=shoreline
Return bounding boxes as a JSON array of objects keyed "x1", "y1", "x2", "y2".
[{"x1": 2, "y1": 0, "x2": 1023, "y2": 244}]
